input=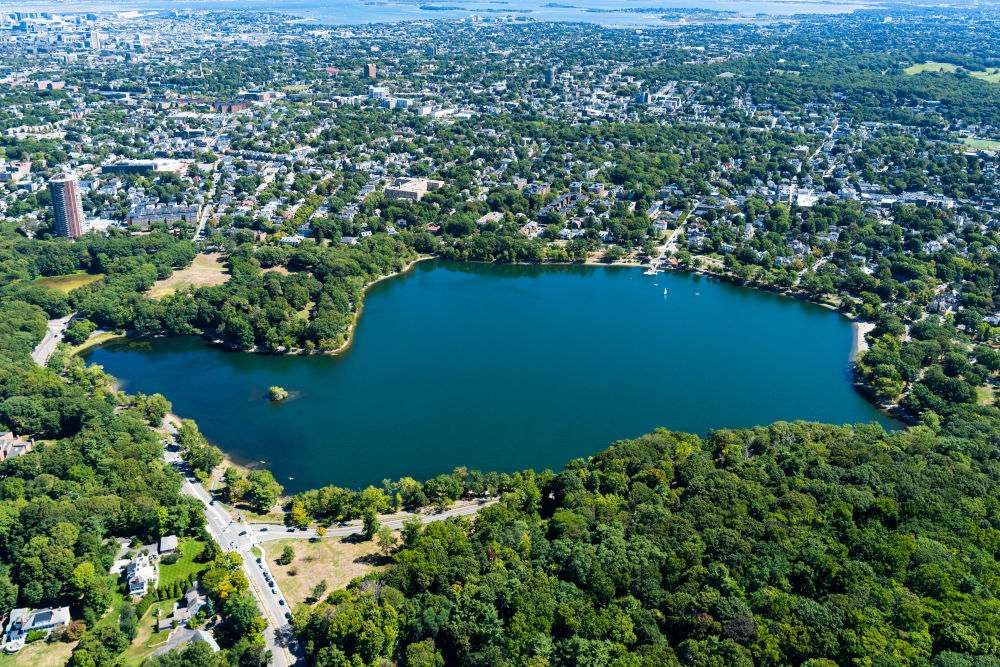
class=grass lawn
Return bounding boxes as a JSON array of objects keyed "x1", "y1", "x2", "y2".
[
  {"x1": 962, "y1": 137, "x2": 1000, "y2": 151},
  {"x1": 118, "y1": 607, "x2": 170, "y2": 667},
  {"x1": 149, "y1": 253, "x2": 229, "y2": 299},
  {"x1": 34, "y1": 272, "x2": 104, "y2": 293},
  {"x1": 95, "y1": 572, "x2": 130, "y2": 631},
  {"x1": 159, "y1": 539, "x2": 208, "y2": 590},
  {"x1": 972, "y1": 68, "x2": 1000, "y2": 83},
  {"x1": 977, "y1": 385, "x2": 995, "y2": 406},
  {"x1": 905, "y1": 61, "x2": 1000, "y2": 83},
  {"x1": 0, "y1": 638, "x2": 77, "y2": 667},
  {"x1": 904, "y1": 61, "x2": 959, "y2": 75},
  {"x1": 68, "y1": 331, "x2": 122, "y2": 357},
  {"x1": 262, "y1": 537, "x2": 387, "y2": 609}
]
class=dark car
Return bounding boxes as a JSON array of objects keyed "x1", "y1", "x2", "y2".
[
  {"x1": 260, "y1": 527, "x2": 268, "y2": 532},
  {"x1": 238, "y1": 530, "x2": 247, "y2": 536},
  {"x1": 285, "y1": 612, "x2": 292, "y2": 620},
  {"x1": 279, "y1": 599, "x2": 285, "y2": 606},
  {"x1": 256, "y1": 557, "x2": 262, "y2": 563}
]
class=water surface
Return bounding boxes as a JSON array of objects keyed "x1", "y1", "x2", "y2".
[
  {"x1": 86, "y1": 261, "x2": 895, "y2": 491},
  {"x1": 3, "y1": 0, "x2": 871, "y2": 25}
]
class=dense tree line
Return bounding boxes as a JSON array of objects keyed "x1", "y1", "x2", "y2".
[{"x1": 296, "y1": 418, "x2": 1000, "y2": 666}]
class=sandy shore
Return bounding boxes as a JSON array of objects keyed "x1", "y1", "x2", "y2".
[{"x1": 851, "y1": 321, "x2": 875, "y2": 361}]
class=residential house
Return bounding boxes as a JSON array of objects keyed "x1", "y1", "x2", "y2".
[
  {"x1": 125, "y1": 553, "x2": 157, "y2": 596},
  {"x1": 0, "y1": 432, "x2": 33, "y2": 462},
  {"x1": 3, "y1": 606, "x2": 70, "y2": 653}
]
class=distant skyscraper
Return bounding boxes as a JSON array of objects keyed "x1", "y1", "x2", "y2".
[
  {"x1": 544, "y1": 66, "x2": 556, "y2": 86},
  {"x1": 364, "y1": 63, "x2": 376, "y2": 78},
  {"x1": 49, "y1": 174, "x2": 83, "y2": 239}
]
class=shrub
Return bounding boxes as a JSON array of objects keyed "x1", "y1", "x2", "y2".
[
  {"x1": 160, "y1": 553, "x2": 181, "y2": 565},
  {"x1": 63, "y1": 620, "x2": 87, "y2": 642}
]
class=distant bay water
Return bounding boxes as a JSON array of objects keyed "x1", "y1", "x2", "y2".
[
  {"x1": 85, "y1": 262, "x2": 897, "y2": 492},
  {"x1": 0, "y1": 0, "x2": 872, "y2": 25}
]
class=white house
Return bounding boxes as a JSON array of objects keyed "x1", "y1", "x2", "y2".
[{"x1": 126, "y1": 553, "x2": 157, "y2": 596}]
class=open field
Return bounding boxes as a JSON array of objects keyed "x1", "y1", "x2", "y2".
[
  {"x1": 962, "y1": 137, "x2": 1000, "y2": 151},
  {"x1": 977, "y1": 385, "x2": 995, "y2": 406},
  {"x1": 149, "y1": 253, "x2": 228, "y2": 299},
  {"x1": 904, "y1": 61, "x2": 960, "y2": 75},
  {"x1": 263, "y1": 537, "x2": 387, "y2": 608},
  {"x1": 35, "y1": 272, "x2": 104, "y2": 293},
  {"x1": 0, "y1": 638, "x2": 77, "y2": 667},
  {"x1": 905, "y1": 61, "x2": 1000, "y2": 83}
]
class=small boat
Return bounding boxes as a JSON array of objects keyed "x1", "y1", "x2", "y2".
[{"x1": 663, "y1": 288, "x2": 667, "y2": 295}]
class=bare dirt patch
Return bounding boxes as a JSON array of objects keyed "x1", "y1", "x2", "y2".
[
  {"x1": 149, "y1": 253, "x2": 229, "y2": 298},
  {"x1": 263, "y1": 536, "x2": 388, "y2": 608}
]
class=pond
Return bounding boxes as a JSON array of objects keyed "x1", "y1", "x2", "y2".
[{"x1": 85, "y1": 260, "x2": 897, "y2": 492}]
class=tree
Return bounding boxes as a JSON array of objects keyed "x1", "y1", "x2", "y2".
[
  {"x1": 145, "y1": 393, "x2": 171, "y2": 427},
  {"x1": 376, "y1": 526, "x2": 398, "y2": 557},
  {"x1": 401, "y1": 517, "x2": 422, "y2": 547},
  {"x1": 289, "y1": 501, "x2": 310, "y2": 528},
  {"x1": 119, "y1": 602, "x2": 138, "y2": 641},
  {"x1": 246, "y1": 470, "x2": 283, "y2": 512},
  {"x1": 406, "y1": 639, "x2": 445, "y2": 667},
  {"x1": 221, "y1": 592, "x2": 267, "y2": 645},
  {"x1": 277, "y1": 546, "x2": 295, "y2": 566},
  {"x1": 362, "y1": 509, "x2": 379, "y2": 541},
  {"x1": 311, "y1": 580, "x2": 328, "y2": 601}
]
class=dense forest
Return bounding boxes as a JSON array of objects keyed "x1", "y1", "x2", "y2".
[{"x1": 292, "y1": 417, "x2": 1000, "y2": 666}]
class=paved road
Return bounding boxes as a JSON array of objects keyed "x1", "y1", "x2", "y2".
[
  {"x1": 162, "y1": 436, "x2": 299, "y2": 667},
  {"x1": 161, "y1": 421, "x2": 496, "y2": 665},
  {"x1": 31, "y1": 314, "x2": 74, "y2": 366},
  {"x1": 193, "y1": 203, "x2": 213, "y2": 241}
]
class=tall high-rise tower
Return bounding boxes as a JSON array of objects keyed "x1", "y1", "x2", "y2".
[{"x1": 49, "y1": 174, "x2": 83, "y2": 239}]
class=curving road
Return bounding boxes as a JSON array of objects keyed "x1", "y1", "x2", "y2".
[
  {"x1": 161, "y1": 418, "x2": 496, "y2": 666},
  {"x1": 31, "y1": 314, "x2": 74, "y2": 366}
]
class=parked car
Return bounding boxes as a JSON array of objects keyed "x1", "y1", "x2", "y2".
[
  {"x1": 279, "y1": 599, "x2": 285, "y2": 606},
  {"x1": 256, "y1": 557, "x2": 262, "y2": 563}
]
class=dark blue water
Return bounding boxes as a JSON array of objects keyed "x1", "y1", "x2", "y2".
[{"x1": 86, "y1": 261, "x2": 895, "y2": 491}]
